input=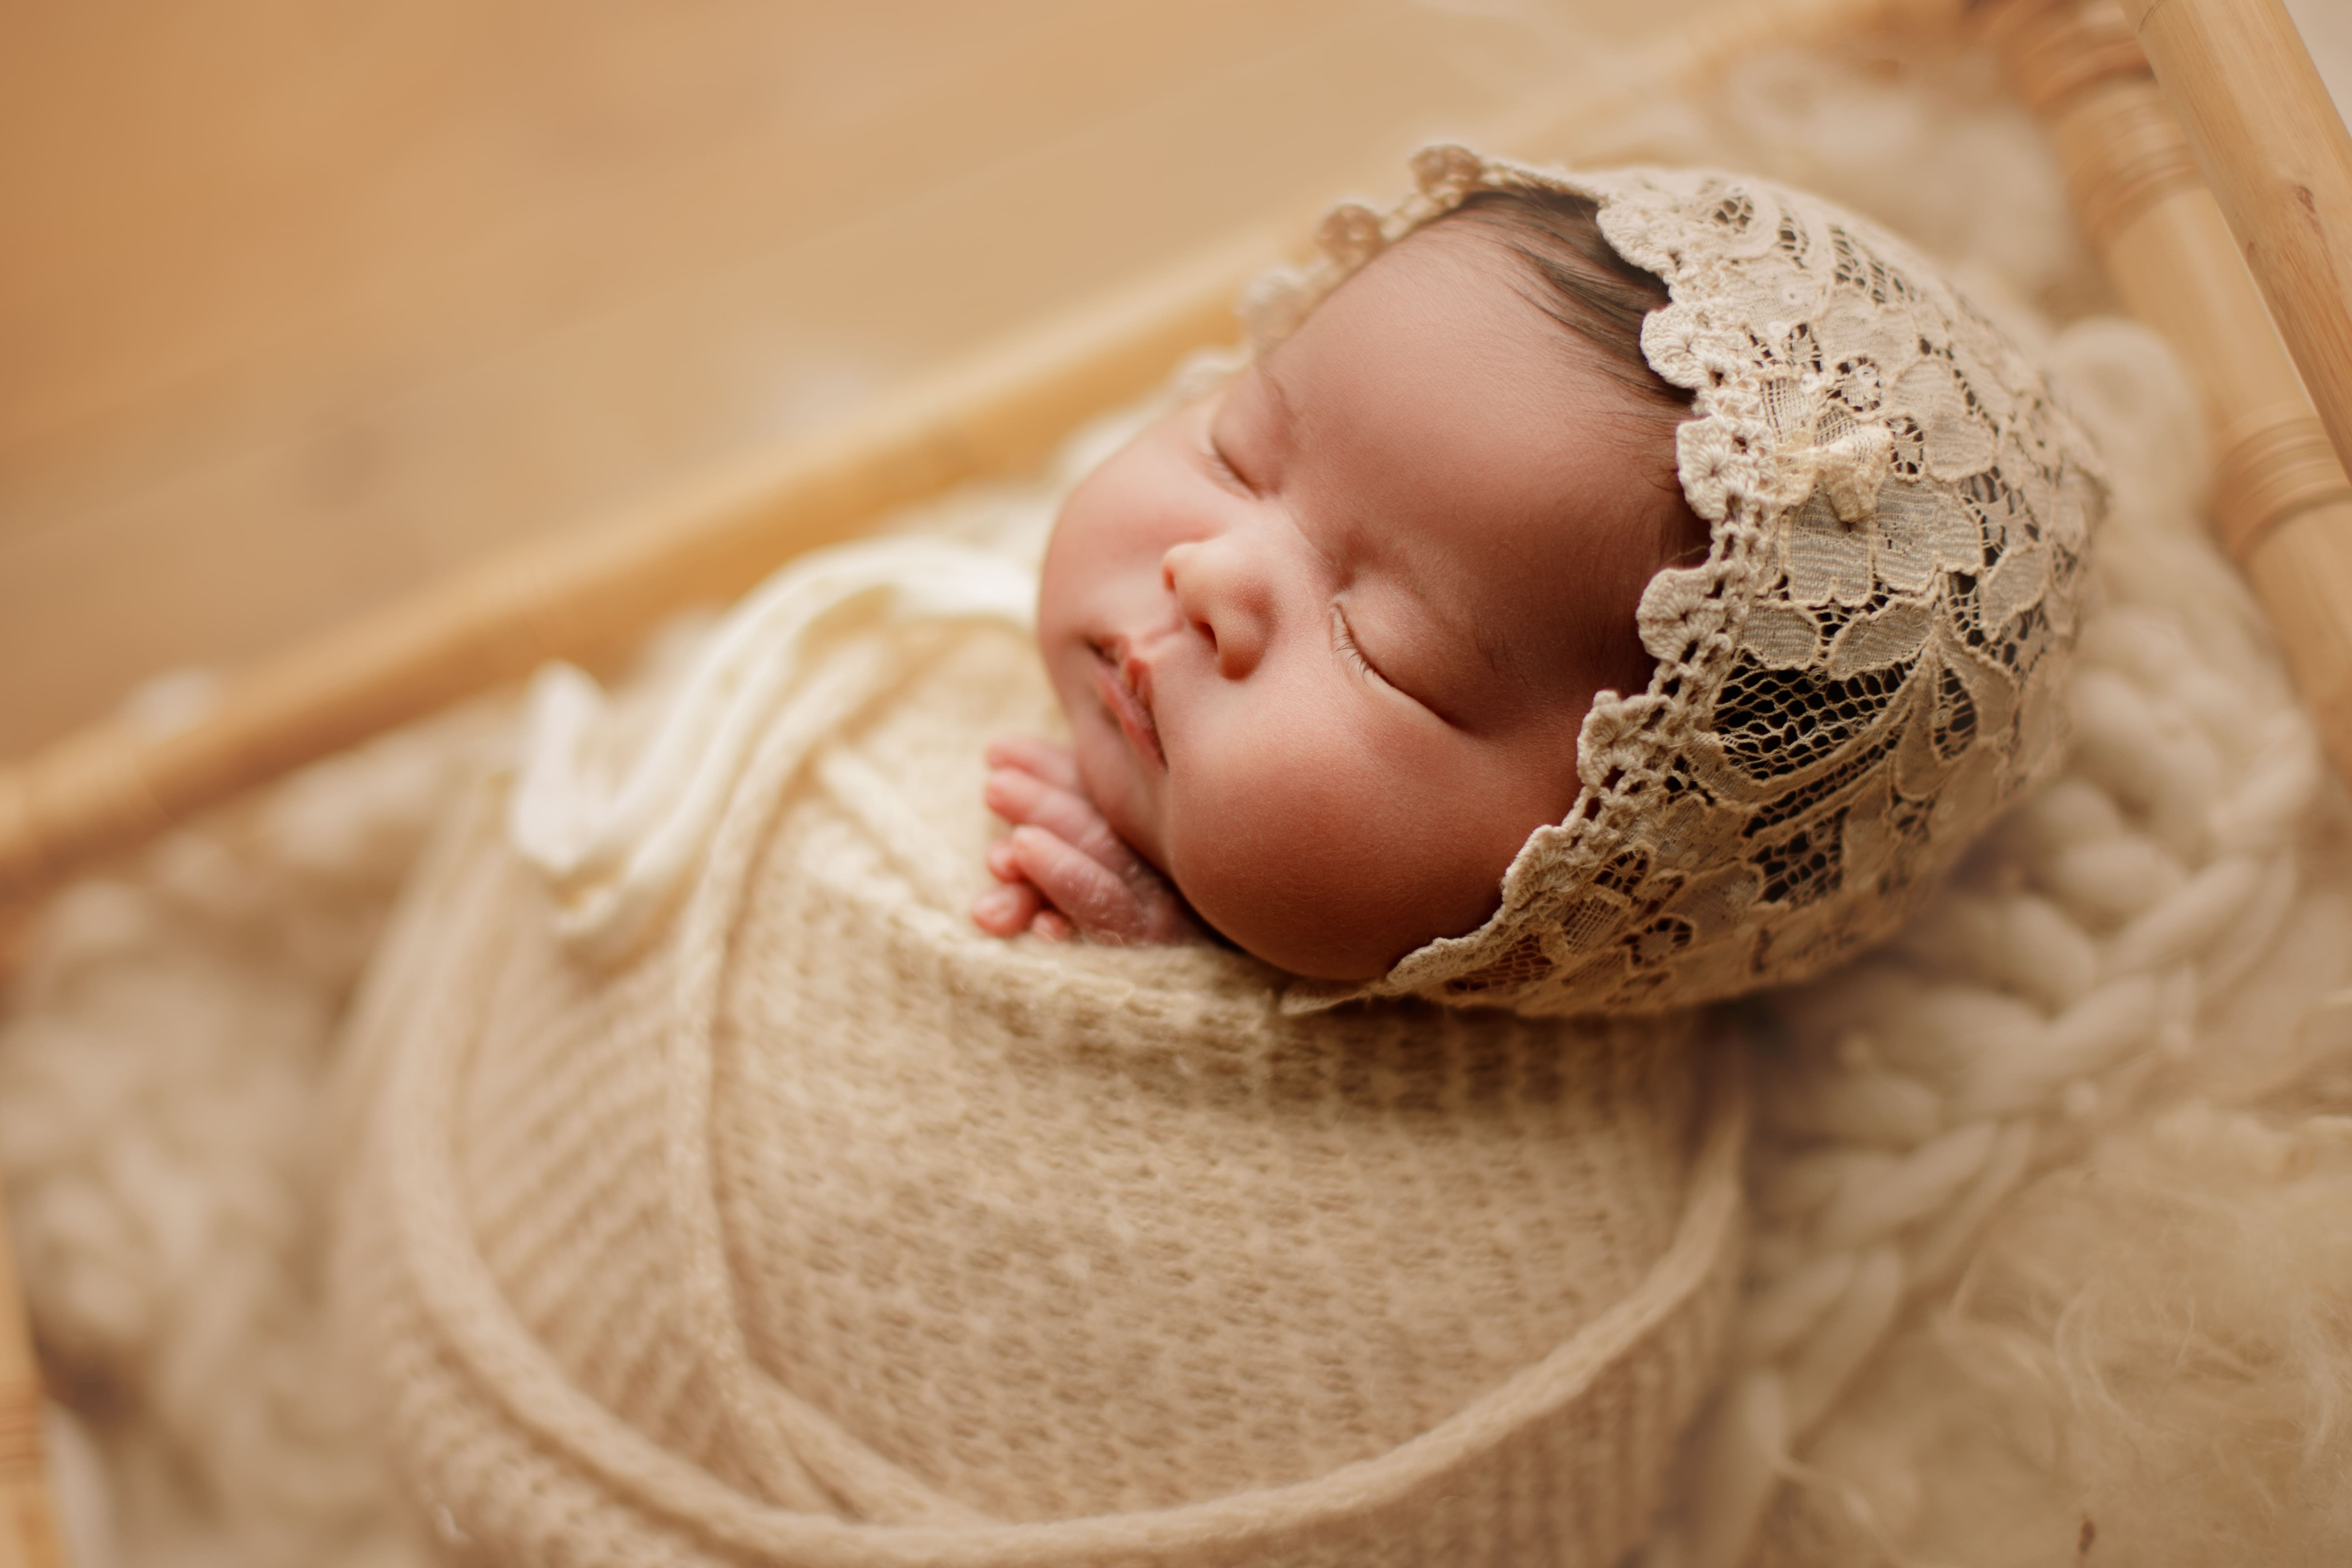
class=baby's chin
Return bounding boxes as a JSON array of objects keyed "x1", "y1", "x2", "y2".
[
  {"x1": 1192, "y1": 902, "x2": 1409, "y2": 982},
  {"x1": 1169, "y1": 810, "x2": 1524, "y2": 981},
  {"x1": 1171, "y1": 866, "x2": 1455, "y2": 983}
]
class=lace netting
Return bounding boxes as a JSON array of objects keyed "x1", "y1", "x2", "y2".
[{"x1": 1259, "y1": 151, "x2": 2104, "y2": 1016}]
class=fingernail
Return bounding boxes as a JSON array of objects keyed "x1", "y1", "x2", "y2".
[{"x1": 972, "y1": 887, "x2": 1020, "y2": 923}]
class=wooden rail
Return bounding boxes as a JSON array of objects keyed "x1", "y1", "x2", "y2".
[
  {"x1": 0, "y1": 233, "x2": 1263, "y2": 906},
  {"x1": 2126, "y1": 0, "x2": 2352, "y2": 483},
  {"x1": 1981, "y1": 0, "x2": 2352, "y2": 784}
]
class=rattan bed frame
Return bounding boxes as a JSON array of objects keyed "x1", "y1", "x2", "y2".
[{"x1": 0, "y1": 0, "x2": 2344, "y2": 1561}]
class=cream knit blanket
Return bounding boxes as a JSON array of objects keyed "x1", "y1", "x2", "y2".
[{"x1": 330, "y1": 600, "x2": 1742, "y2": 1567}]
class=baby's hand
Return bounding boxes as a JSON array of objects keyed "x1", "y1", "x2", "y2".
[{"x1": 972, "y1": 737, "x2": 1204, "y2": 945}]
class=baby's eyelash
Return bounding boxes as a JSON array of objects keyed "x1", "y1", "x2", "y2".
[
  {"x1": 1205, "y1": 441, "x2": 1250, "y2": 492},
  {"x1": 1330, "y1": 603, "x2": 1388, "y2": 687}
]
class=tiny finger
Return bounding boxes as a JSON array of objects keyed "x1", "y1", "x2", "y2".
[
  {"x1": 1031, "y1": 909, "x2": 1075, "y2": 942},
  {"x1": 985, "y1": 769, "x2": 1132, "y2": 865},
  {"x1": 986, "y1": 837, "x2": 1024, "y2": 882},
  {"x1": 1009, "y1": 824, "x2": 1145, "y2": 942},
  {"x1": 984, "y1": 735, "x2": 1083, "y2": 792},
  {"x1": 970, "y1": 881, "x2": 1043, "y2": 937}
]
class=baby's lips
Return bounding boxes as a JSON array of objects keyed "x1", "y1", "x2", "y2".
[{"x1": 1091, "y1": 655, "x2": 1166, "y2": 768}]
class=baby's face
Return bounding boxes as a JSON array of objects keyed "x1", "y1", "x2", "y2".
[{"x1": 1036, "y1": 223, "x2": 1688, "y2": 980}]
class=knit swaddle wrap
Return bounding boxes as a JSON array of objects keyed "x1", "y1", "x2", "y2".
[
  {"x1": 336, "y1": 597, "x2": 1743, "y2": 1567},
  {"x1": 1266, "y1": 152, "x2": 2105, "y2": 1017}
]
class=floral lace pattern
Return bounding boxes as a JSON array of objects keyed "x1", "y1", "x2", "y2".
[{"x1": 1270, "y1": 151, "x2": 2105, "y2": 1016}]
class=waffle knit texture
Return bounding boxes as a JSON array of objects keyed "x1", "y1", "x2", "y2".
[{"x1": 332, "y1": 612, "x2": 1744, "y2": 1568}]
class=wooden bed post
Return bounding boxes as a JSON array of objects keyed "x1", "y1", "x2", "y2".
[
  {"x1": 1982, "y1": 0, "x2": 2352, "y2": 784},
  {"x1": 2126, "y1": 0, "x2": 2352, "y2": 483},
  {"x1": 0, "y1": 1214, "x2": 60, "y2": 1568}
]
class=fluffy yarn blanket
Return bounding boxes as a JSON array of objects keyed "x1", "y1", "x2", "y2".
[{"x1": 2, "y1": 38, "x2": 2350, "y2": 1568}]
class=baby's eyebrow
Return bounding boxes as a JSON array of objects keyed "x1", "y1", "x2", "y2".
[
  {"x1": 1446, "y1": 559, "x2": 1557, "y2": 710},
  {"x1": 1254, "y1": 356, "x2": 1302, "y2": 466},
  {"x1": 1467, "y1": 608, "x2": 1516, "y2": 690}
]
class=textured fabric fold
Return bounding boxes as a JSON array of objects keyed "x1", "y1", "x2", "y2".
[{"x1": 338, "y1": 602, "x2": 1741, "y2": 1567}]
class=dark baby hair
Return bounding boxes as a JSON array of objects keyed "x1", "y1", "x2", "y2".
[
  {"x1": 1437, "y1": 185, "x2": 1693, "y2": 417},
  {"x1": 1431, "y1": 186, "x2": 1714, "y2": 694}
]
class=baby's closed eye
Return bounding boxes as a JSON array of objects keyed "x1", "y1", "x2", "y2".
[{"x1": 1330, "y1": 602, "x2": 1389, "y2": 687}]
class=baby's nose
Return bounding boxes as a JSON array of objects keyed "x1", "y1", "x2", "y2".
[{"x1": 1162, "y1": 536, "x2": 1272, "y2": 679}]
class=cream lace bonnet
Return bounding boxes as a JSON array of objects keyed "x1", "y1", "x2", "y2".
[{"x1": 1275, "y1": 146, "x2": 2104, "y2": 1017}]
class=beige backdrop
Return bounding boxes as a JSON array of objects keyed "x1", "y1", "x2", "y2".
[{"x1": 0, "y1": 0, "x2": 1714, "y2": 759}]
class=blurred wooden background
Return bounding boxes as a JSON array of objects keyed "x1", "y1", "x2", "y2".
[
  {"x1": 0, "y1": 0, "x2": 1716, "y2": 758},
  {"x1": 3, "y1": 0, "x2": 2345, "y2": 760}
]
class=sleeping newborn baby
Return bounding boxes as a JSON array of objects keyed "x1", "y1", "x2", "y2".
[
  {"x1": 975, "y1": 181, "x2": 1707, "y2": 979},
  {"x1": 975, "y1": 146, "x2": 2100, "y2": 1014},
  {"x1": 338, "y1": 149, "x2": 2101, "y2": 1568}
]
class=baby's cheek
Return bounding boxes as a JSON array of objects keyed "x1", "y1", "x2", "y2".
[
  {"x1": 1165, "y1": 714, "x2": 1498, "y2": 981},
  {"x1": 1075, "y1": 724, "x2": 1167, "y2": 872}
]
